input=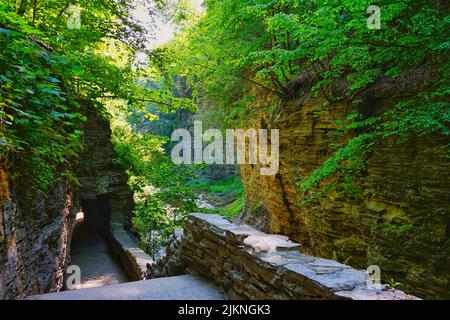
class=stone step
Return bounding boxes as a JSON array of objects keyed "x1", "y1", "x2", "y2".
[{"x1": 28, "y1": 275, "x2": 227, "y2": 300}]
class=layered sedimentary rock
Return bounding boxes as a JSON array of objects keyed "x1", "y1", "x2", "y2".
[
  {"x1": 150, "y1": 213, "x2": 417, "y2": 300},
  {"x1": 239, "y1": 95, "x2": 450, "y2": 299},
  {"x1": 75, "y1": 105, "x2": 134, "y2": 228},
  {"x1": 0, "y1": 158, "x2": 79, "y2": 299}
]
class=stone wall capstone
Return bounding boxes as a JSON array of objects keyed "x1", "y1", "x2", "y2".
[{"x1": 149, "y1": 213, "x2": 418, "y2": 300}]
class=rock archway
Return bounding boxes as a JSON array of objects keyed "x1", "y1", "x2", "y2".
[{"x1": 65, "y1": 104, "x2": 136, "y2": 290}]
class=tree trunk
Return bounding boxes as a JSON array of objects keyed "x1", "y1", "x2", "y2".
[{"x1": 32, "y1": 0, "x2": 37, "y2": 25}]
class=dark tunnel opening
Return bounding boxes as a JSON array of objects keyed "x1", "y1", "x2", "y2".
[
  {"x1": 66, "y1": 193, "x2": 129, "y2": 290},
  {"x1": 80, "y1": 194, "x2": 111, "y2": 236}
]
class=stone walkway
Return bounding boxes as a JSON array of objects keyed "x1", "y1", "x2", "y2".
[
  {"x1": 30, "y1": 221, "x2": 227, "y2": 300},
  {"x1": 28, "y1": 275, "x2": 226, "y2": 300},
  {"x1": 69, "y1": 225, "x2": 128, "y2": 290}
]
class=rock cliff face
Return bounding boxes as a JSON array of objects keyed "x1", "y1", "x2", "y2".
[
  {"x1": 0, "y1": 158, "x2": 79, "y2": 299},
  {"x1": 75, "y1": 105, "x2": 134, "y2": 229},
  {"x1": 0, "y1": 104, "x2": 134, "y2": 299},
  {"x1": 239, "y1": 97, "x2": 450, "y2": 299}
]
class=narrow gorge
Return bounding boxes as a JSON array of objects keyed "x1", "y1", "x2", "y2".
[{"x1": 1, "y1": 0, "x2": 449, "y2": 303}]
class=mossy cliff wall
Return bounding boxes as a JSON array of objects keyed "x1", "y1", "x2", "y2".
[{"x1": 239, "y1": 97, "x2": 450, "y2": 299}]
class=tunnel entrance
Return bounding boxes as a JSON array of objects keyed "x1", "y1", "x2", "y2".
[
  {"x1": 67, "y1": 193, "x2": 129, "y2": 290},
  {"x1": 80, "y1": 194, "x2": 111, "y2": 235}
]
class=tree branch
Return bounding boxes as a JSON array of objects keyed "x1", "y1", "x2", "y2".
[
  {"x1": 0, "y1": 24, "x2": 55, "y2": 52},
  {"x1": 57, "y1": 1, "x2": 74, "y2": 18},
  {"x1": 32, "y1": 0, "x2": 37, "y2": 26},
  {"x1": 191, "y1": 63, "x2": 284, "y2": 97},
  {"x1": 99, "y1": 95, "x2": 175, "y2": 108}
]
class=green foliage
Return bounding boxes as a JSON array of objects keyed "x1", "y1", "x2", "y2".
[
  {"x1": 0, "y1": 1, "x2": 195, "y2": 196},
  {"x1": 298, "y1": 132, "x2": 374, "y2": 203},
  {"x1": 386, "y1": 279, "x2": 402, "y2": 289},
  {"x1": 193, "y1": 175, "x2": 244, "y2": 195},
  {"x1": 111, "y1": 116, "x2": 197, "y2": 252},
  {"x1": 381, "y1": 223, "x2": 415, "y2": 238},
  {"x1": 193, "y1": 175, "x2": 246, "y2": 218},
  {"x1": 132, "y1": 195, "x2": 177, "y2": 257},
  {"x1": 369, "y1": 220, "x2": 450, "y2": 259},
  {"x1": 332, "y1": 250, "x2": 352, "y2": 264},
  {"x1": 218, "y1": 194, "x2": 245, "y2": 219},
  {"x1": 0, "y1": 4, "x2": 85, "y2": 193},
  {"x1": 2, "y1": 0, "x2": 449, "y2": 261},
  {"x1": 112, "y1": 124, "x2": 197, "y2": 210},
  {"x1": 162, "y1": 0, "x2": 449, "y2": 205}
]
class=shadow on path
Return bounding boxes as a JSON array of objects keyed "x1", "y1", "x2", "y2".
[{"x1": 68, "y1": 221, "x2": 129, "y2": 290}]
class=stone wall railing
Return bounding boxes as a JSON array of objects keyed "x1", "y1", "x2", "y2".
[
  {"x1": 109, "y1": 215, "x2": 154, "y2": 281},
  {"x1": 149, "y1": 213, "x2": 418, "y2": 300}
]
